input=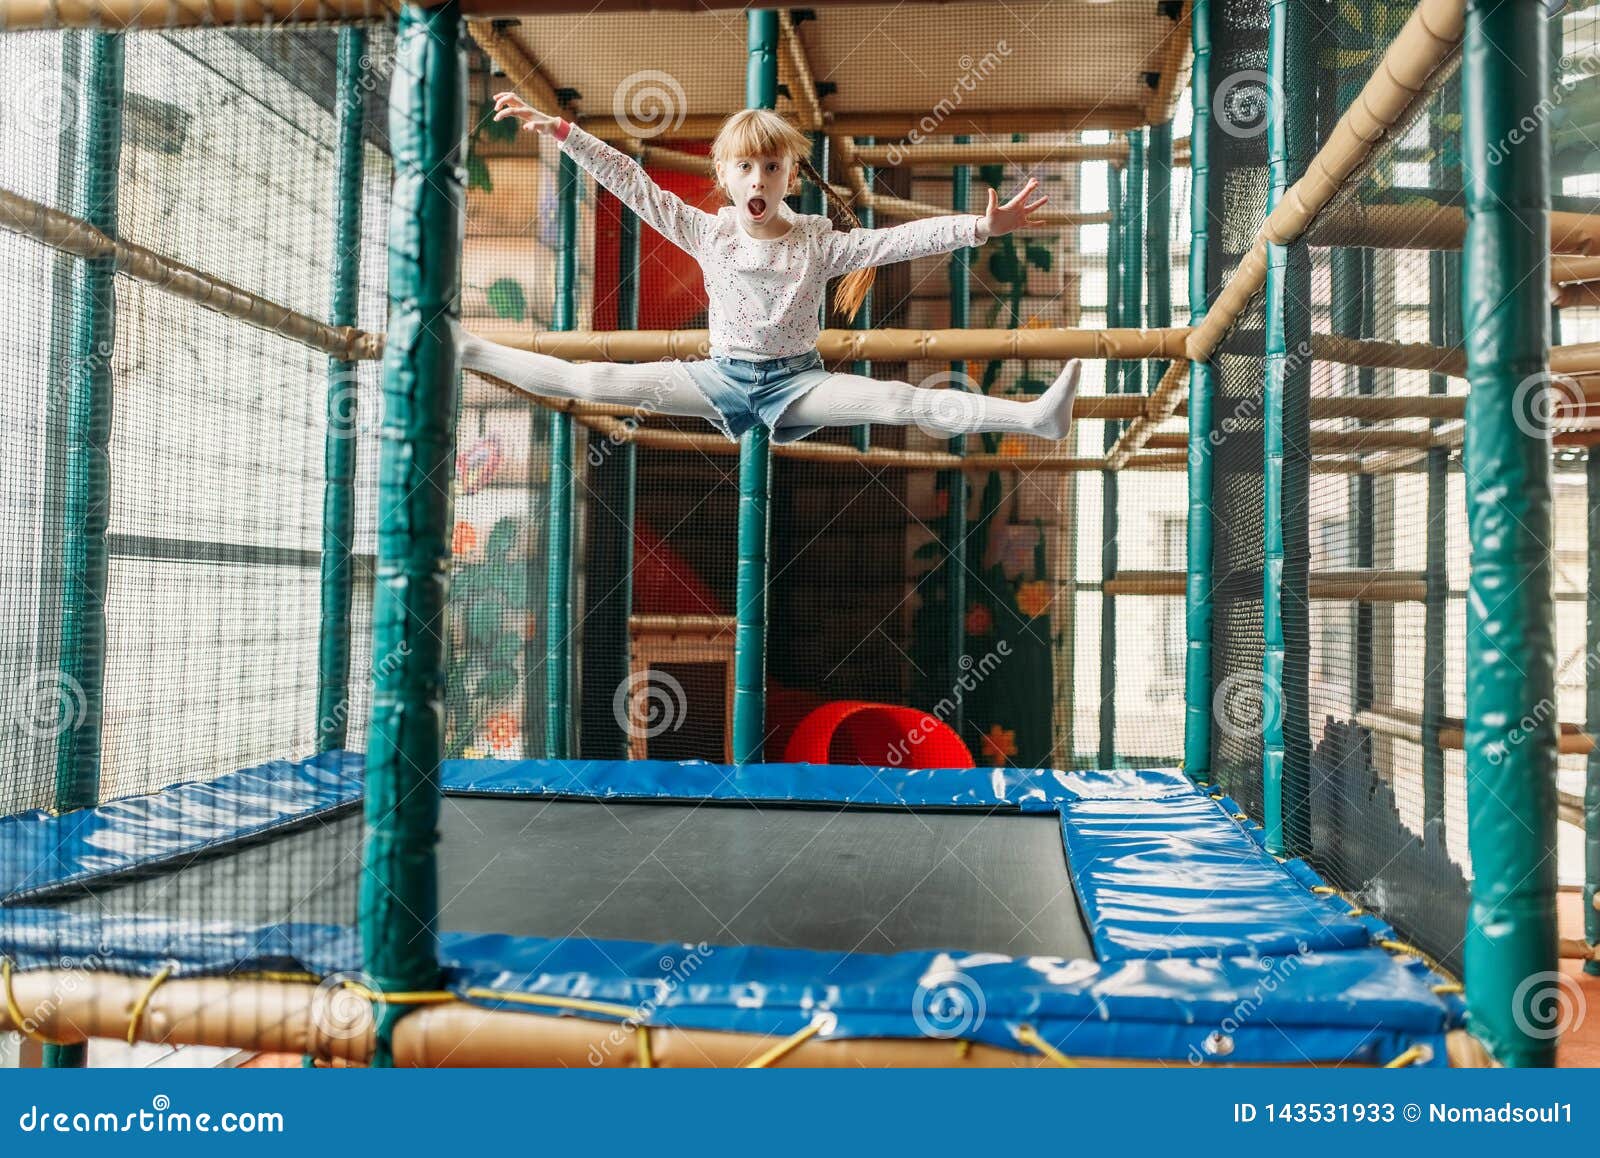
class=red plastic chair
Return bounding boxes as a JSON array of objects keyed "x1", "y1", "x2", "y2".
[{"x1": 782, "y1": 700, "x2": 974, "y2": 769}]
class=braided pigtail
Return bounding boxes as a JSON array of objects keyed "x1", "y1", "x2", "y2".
[{"x1": 795, "y1": 153, "x2": 874, "y2": 325}]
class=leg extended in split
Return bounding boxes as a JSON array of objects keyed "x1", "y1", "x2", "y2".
[
  {"x1": 777, "y1": 359, "x2": 1081, "y2": 440},
  {"x1": 459, "y1": 330, "x2": 721, "y2": 424}
]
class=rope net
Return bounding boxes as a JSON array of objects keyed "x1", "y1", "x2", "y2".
[{"x1": 0, "y1": 26, "x2": 394, "y2": 1056}]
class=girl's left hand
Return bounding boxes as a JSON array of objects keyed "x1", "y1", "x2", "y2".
[{"x1": 981, "y1": 177, "x2": 1049, "y2": 237}]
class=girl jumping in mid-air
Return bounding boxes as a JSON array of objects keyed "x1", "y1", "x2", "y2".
[{"x1": 465, "y1": 97, "x2": 1081, "y2": 445}]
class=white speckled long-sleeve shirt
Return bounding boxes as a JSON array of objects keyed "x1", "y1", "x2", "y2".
[{"x1": 556, "y1": 121, "x2": 985, "y2": 360}]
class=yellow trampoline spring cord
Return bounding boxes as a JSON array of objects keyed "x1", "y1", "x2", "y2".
[
  {"x1": 745, "y1": 1018, "x2": 826, "y2": 1068},
  {"x1": 460, "y1": 987, "x2": 655, "y2": 1067},
  {"x1": 126, "y1": 966, "x2": 173, "y2": 1045},
  {"x1": 1014, "y1": 1024, "x2": 1077, "y2": 1067},
  {"x1": 1, "y1": 958, "x2": 59, "y2": 1045},
  {"x1": 1384, "y1": 1044, "x2": 1427, "y2": 1069},
  {"x1": 339, "y1": 977, "x2": 456, "y2": 1007}
]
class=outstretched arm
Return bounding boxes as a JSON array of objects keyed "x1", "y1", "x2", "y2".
[
  {"x1": 816, "y1": 176, "x2": 1050, "y2": 278},
  {"x1": 493, "y1": 92, "x2": 714, "y2": 257}
]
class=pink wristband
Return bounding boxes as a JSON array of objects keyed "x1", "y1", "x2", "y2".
[{"x1": 552, "y1": 119, "x2": 572, "y2": 143}]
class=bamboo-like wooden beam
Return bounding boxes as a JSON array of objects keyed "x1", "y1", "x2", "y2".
[
  {"x1": 1553, "y1": 254, "x2": 1600, "y2": 285},
  {"x1": 0, "y1": 186, "x2": 379, "y2": 361},
  {"x1": 0, "y1": 969, "x2": 1060, "y2": 1067},
  {"x1": 464, "y1": 378, "x2": 1176, "y2": 423},
  {"x1": 469, "y1": 20, "x2": 565, "y2": 115},
  {"x1": 1309, "y1": 202, "x2": 1600, "y2": 257},
  {"x1": 778, "y1": 10, "x2": 824, "y2": 134},
  {"x1": 466, "y1": 323, "x2": 1192, "y2": 363},
  {"x1": 578, "y1": 412, "x2": 1186, "y2": 472},
  {"x1": 1182, "y1": 1, "x2": 1465, "y2": 361},
  {"x1": 559, "y1": 108, "x2": 1153, "y2": 144},
  {"x1": 1142, "y1": 2, "x2": 1194, "y2": 125},
  {"x1": 1107, "y1": 0, "x2": 1466, "y2": 467},
  {"x1": 1106, "y1": 569, "x2": 1429, "y2": 600},
  {"x1": 849, "y1": 140, "x2": 1132, "y2": 169}
]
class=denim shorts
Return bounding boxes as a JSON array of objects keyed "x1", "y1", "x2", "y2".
[{"x1": 676, "y1": 348, "x2": 832, "y2": 445}]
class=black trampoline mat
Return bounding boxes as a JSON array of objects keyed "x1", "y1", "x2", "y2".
[{"x1": 32, "y1": 797, "x2": 1092, "y2": 960}]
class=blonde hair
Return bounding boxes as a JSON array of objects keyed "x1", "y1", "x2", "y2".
[{"x1": 710, "y1": 109, "x2": 875, "y2": 324}]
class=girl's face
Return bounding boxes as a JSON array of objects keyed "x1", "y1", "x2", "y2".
[{"x1": 719, "y1": 152, "x2": 795, "y2": 230}]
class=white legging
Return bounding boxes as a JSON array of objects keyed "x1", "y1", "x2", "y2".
[{"x1": 459, "y1": 332, "x2": 1077, "y2": 440}]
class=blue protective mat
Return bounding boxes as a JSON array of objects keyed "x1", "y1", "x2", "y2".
[{"x1": 0, "y1": 753, "x2": 1463, "y2": 1064}]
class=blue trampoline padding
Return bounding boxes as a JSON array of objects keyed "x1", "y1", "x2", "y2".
[
  {"x1": 0, "y1": 751, "x2": 362, "y2": 901},
  {"x1": 1, "y1": 909, "x2": 1457, "y2": 1065},
  {"x1": 0, "y1": 753, "x2": 1466, "y2": 1063}
]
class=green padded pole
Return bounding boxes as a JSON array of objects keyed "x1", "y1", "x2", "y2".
[
  {"x1": 943, "y1": 142, "x2": 971, "y2": 742},
  {"x1": 53, "y1": 31, "x2": 123, "y2": 818},
  {"x1": 45, "y1": 30, "x2": 124, "y2": 1071},
  {"x1": 317, "y1": 28, "x2": 368, "y2": 754},
  {"x1": 1146, "y1": 121, "x2": 1172, "y2": 392},
  {"x1": 1184, "y1": 0, "x2": 1214, "y2": 785},
  {"x1": 1099, "y1": 155, "x2": 1124, "y2": 769},
  {"x1": 1462, "y1": 0, "x2": 1557, "y2": 1068},
  {"x1": 851, "y1": 138, "x2": 874, "y2": 454},
  {"x1": 1423, "y1": 73, "x2": 1461, "y2": 826},
  {"x1": 544, "y1": 150, "x2": 578, "y2": 758},
  {"x1": 1262, "y1": 0, "x2": 1314, "y2": 855},
  {"x1": 360, "y1": 0, "x2": 464, "y2": 1066},
  {"x1": 1122, "y1": 134, "x2": 1143, "y2": 401},
  {"x1": 732, "y1": 8, "x2": 779, "y2": 764}
]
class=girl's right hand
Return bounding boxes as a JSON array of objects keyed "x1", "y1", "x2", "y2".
[{"x1": 492, "y1": 91, "x2": 562, "y2": 136}]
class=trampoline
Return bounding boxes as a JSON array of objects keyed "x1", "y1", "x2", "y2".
[{"x1": 0, "y1": 756, "x2": 1462, "y2": 1066}]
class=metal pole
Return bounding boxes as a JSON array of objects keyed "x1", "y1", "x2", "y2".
[
  {"x1": 1461, "y1": 0, "x2": 1557, "y2": 1068},
  {"x1": 1263, "y1": 0, "x2": 1314, "y2": 855},
  {"x1": 1184, "y1": 0, "x2": 1215, "y2": 785},
  {"x1": 543, "y1": 150, "x2": 578, "y2": 758},
  {"x1": 317, "y1": 27, "x2": 367, "y2": 754},
  {"x1": 360, "y1": 0, "x2": 464, "y2": 1066},
  {"x1": 732, "y1": 8, "x2": 778, "y2": 764}
]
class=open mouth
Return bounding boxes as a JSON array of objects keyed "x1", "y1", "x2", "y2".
[{"x1": 747, "y1": 197, "x2": 768, "y2": 219}]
